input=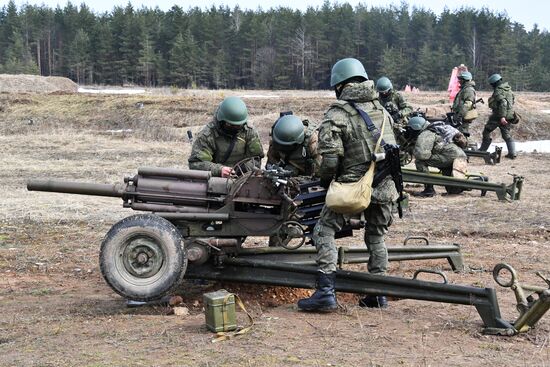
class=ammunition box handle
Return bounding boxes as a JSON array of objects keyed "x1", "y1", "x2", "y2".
[{"x1": 403, "y1": 236, "x2": 429, "y2": 246}]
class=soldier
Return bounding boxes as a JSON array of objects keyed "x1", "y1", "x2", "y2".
[
  {"x1": 266, "y1": 114, "x2": 320, "y2": 177},
  {"x1": 188, "y1": 96, "x2": 264, "y2": 177},
  {"x1": 451, "y1": 71, "x2": 477, "y2": 138},
  {"x1": 407, "y1": 116, "x2": 467, "y2": 197},
  {"x1": 297, "y1": 58, "x2": 398, "y2": 312},
  {"x1": 479, "y1": 74, "x2": 517, "y2": 159},
  {"x1": 376, "y1": 76, "x2": 413, "y2": 127}
]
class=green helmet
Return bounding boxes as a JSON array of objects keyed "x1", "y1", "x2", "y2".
[
  {"x1": 330, "y1": 58, "x2": 368, "y2": 87},
  {"x1": 272, "y1": 115, "x2": 305, "y2": 146},
  {"x1": 376, "y1": 76, "x2": 393, "y2": 93},
  {"x1": 488, "y1": 73, "x2": 502, "y2": 85},
  {"x1": 216, "y1": 96, "x2": 248, "y2": 125},
  {"x1": 408, "y1": 116, "x2": 428, "y2": 131},
  {"x1": 459, "y1": 71, "x2": 472, "y2": 81}
]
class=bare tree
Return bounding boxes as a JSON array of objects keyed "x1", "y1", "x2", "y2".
[{"x1": 291, "y1": 25, "x2": 313, "y2": 88}]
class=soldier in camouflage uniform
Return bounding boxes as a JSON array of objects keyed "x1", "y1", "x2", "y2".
[
  {"x1": 407, "y1": 116, "x2": 467, "y2": 197},
  {"x1": 297, "y1": 58, "x2": 398, "y2": 312},
  {"x1": 376, "y1": 76, "x2": 413, "y2": 127},
  {"x1": 266, "y1": 114, "x2": 321, "y2": 177},
  {"x1": 188, "y1": 96, "x2": 264, "y2": 177},
  {"x1": 451, "y1": 71, "x2": 477, "y2": 138},
  {"x1": 479, "y1": 74, "x2": 517, "y2": 159}
]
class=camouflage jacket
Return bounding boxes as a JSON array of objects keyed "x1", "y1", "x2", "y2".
[
  {"x1": 452, "y1": 80, "x2": 476, "y2": 120},
  {"x1": 266, "y1": 122, "x2": 321, "y2": 177},
  {"x1": 379, "y1": 90, "x2": 413, "y2": 126},
  {"x1": 318, "y1": 80, "x2": 398, "y2": 203},
  {"x1": 188, "y1": 119, "x2": 264, "y2": 177},
  {"x1": 488, "y1": 82, "x2": 515, "y2": 120},
  {"x1": 413, "y1": 129, "x2": 466, "y2": 162}
]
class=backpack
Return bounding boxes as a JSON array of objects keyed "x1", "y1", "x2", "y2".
[{"x1": 428, "y1": 121, "x2": 468, "y2": 149}]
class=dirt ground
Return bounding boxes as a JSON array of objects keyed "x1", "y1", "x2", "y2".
[{"x1": 0, "y1": 90, "x2": 549, "y2": 366}]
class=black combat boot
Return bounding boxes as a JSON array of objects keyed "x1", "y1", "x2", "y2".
[
  {"x1": 479, "y1": 138, "x2": 492, "y2": 152},
  {"x1": 297, "y1": 272, "x2": 337, "y2": 312},
  {"x1": 505, "y1": 139, "x2": 517, "y2": 159},
  {"x1": 359, "y1": 295, "x2": 388, "y2": 308},
  {"x1": 412, "y1": 184, "x2": 436, "y2": 197}
]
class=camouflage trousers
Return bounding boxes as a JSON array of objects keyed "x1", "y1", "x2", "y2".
[
  {"x1": 482, "y1": 118, "x2": 513, "y2": 142},
  {"x1": 415, "y1": 145, "x2": 466, "y2": 173},
  {"x1": 313, "y1": 202, "x2": 393, "y2": 274}
]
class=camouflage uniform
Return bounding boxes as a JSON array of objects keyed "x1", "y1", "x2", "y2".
[
  {"x1": 413, "y1": 129, "x2": 466, "y2": 173},
  {"x1": 482, "y1": 81, "x2": 515, "y2": 150},
  {"x1": 379, "y1": 90, "x2": 413, "y2": 127},
  {"x1": 452, "y1": 80, "x2": 476, "y2": 136},
  {"x1": 315, "y1": 81, "x2": 398, "y2": 274},
  {"x1": 266, "y1": 123, "x2": 321, "y2": 177},
  {"x1": 188, "y1": 119, "x2": 264, "y2": 176}
]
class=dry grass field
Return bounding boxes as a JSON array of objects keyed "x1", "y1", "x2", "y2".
[{"x1": 1, "y1": 89, "x2": 549, "y2": 366}]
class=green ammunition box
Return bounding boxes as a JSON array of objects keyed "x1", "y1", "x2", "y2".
[{"x1": 203, "y1": 289, "x2": 237, "y2": 332}]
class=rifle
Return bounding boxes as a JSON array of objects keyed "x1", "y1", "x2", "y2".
[{"x1": 373, "y1": 144, "x2": 404, "y2": 218}]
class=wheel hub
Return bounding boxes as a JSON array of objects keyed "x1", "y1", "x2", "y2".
[{"x1": 121, "y1": 237, "x2": 164, "y2": 278}]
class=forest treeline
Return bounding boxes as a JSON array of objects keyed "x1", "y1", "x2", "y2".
[{"x1": 1, "y1": 0, "x2": 549, "y2": 91}]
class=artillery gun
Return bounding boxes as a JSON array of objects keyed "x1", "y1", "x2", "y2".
[{"x1": 27, "y1": 166, "x2": 548, "y2": 335}]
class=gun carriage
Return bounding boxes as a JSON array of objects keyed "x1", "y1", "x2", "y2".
[{"x1": 27, "y1": 166, "x2": 547, "y2": 335}]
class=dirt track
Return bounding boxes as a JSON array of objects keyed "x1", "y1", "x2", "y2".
[{"x1": 1, "y1": 90, "x2": 549, "y2": 366}]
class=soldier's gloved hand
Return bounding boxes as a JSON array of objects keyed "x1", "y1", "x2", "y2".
[{"x1": 221, "y1": 166, "x2": 234, "y2": 177}]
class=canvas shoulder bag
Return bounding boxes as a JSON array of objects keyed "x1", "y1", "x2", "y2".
[{"x1": 325, "y1": 105, "x2": 386, "y2": 215}]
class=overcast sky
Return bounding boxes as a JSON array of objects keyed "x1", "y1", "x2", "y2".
[{"x1": 8, "y1": 0, "x2": 549, "y2": 31}]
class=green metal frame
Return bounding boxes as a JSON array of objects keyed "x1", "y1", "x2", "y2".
[
  {"x1": 402, "y1": 169, "x2": 523, "y2": 201},
  {"x1": 465, "y1": 146, "x2": 502, "y2": 165}
]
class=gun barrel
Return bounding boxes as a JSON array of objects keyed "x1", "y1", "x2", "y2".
[{"x1": 27, "y1": 179, "x2": 125, "y2": 198}]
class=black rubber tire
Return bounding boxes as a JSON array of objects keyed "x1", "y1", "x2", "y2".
[{"x1": 100, "y1": 214, "x2": 187, "y2": 301}]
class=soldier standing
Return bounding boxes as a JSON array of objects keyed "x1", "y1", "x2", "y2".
[
  {"x1": 407, "y1": 116, "x2": 467, "y2": 197},
  {"x1": 188, "y1": 96, "x2": 264, "y2": 177},
  {"x1": 451, "y1": 71, "x2": 477, "y2": 138},
  {"x1": 479, "y1": 74, "x2": 517, "y2": 159},
  {"x1": 266, "y1": 114, "x2": 320, "y2": 177},
  {"x1": 297, "y1": 58, "x2": 398, "y2": 311},
  {"x1": 376, "y1": 76, "x2": 413, "y2": 127}
]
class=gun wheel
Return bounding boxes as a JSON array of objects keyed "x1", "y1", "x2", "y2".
[{"x1": 100, "y1": 214, "x2": 187, "y2": 301}]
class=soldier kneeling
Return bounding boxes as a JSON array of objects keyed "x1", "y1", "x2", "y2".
[{"x1": 406, "y1": 116, "x2": 468, "y2": 197}]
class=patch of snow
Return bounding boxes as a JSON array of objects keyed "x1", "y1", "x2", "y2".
[
  {"x1": 78, "y1": 87, "x2": 146, "y2": 95},
  {"x1": 541, "y1": 110, "x2": 550, "y2": 114},
  {"x1": 490, "y1": 140, "x2": 550, "y2": 153}
]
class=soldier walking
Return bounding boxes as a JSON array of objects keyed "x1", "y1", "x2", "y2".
[
  {"x1": 451, "y1": 71, "x2": 477, "y2": 138},
  {"x1": 479, "y1": 74, "x2": 517, "y2": 159}
]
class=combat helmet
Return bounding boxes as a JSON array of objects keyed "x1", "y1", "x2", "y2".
[
  {"x1": 408, "y1": 116, "x2": 429, "y2": 131},
  {"x1": 458, "y1": 71, "x2": 472, "y2": 81},
  {"x1": 330, "y1": 58, "x2": 368, "y2": 87},
  {"x1": 376, "y1": 76, "x2": 393, "y2": 93},
  {"x1": 272, "y1": 115, "x2": 305, "y2": 146},
  {"x1": 216, "y1": 96, "x2": 248, "y2": 125},
  {"x1": 488, "y1": 73, "x2": 502, "y2": 85}
]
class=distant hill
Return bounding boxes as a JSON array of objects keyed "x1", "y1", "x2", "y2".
[{"x1": 0, "y1": 74, "x2": 78, "y2": 94}]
